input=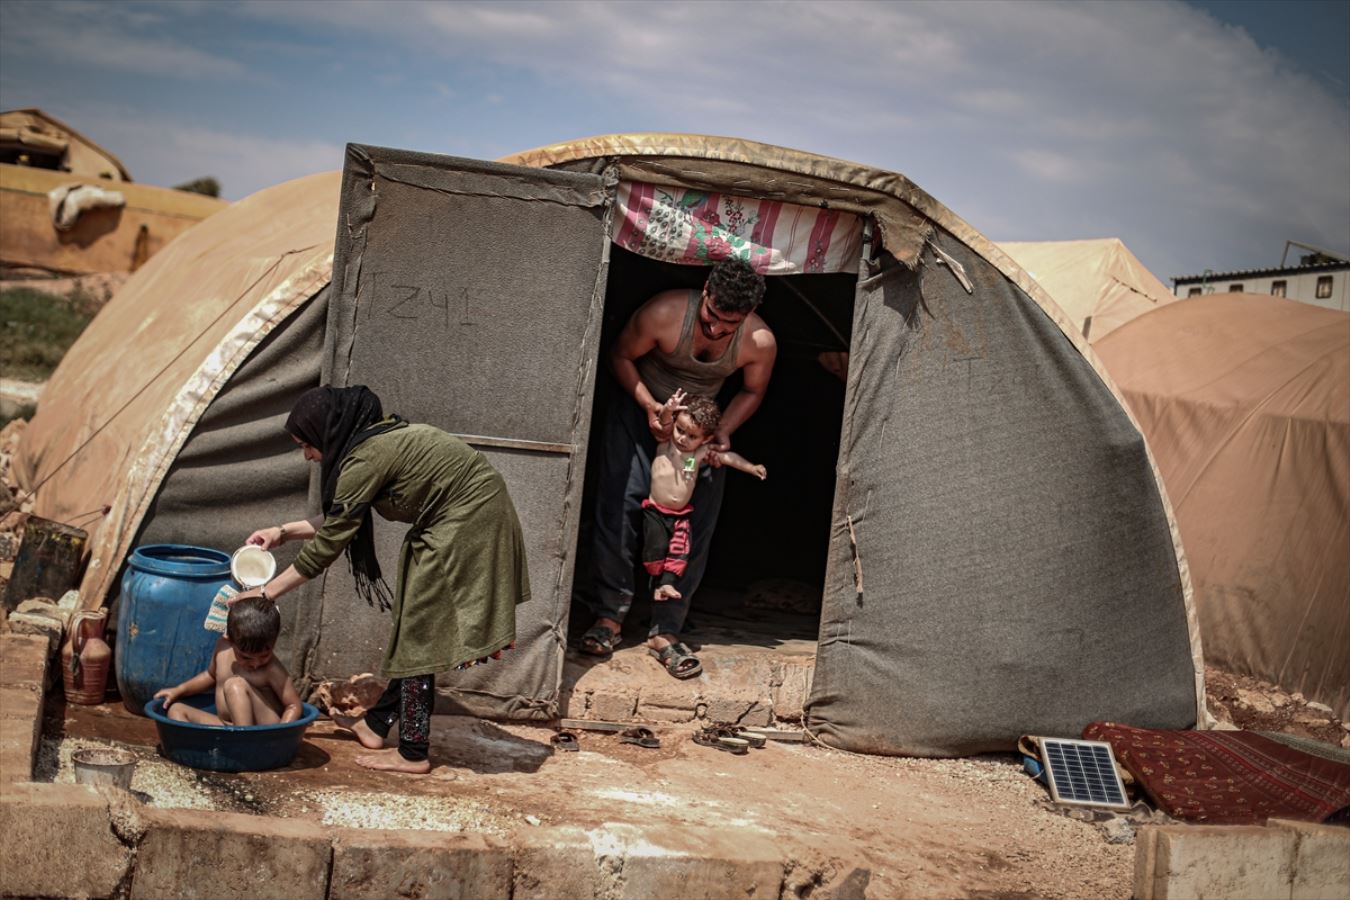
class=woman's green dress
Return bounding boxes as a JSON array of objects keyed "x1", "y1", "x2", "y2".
[{"x1": 293, "y1": 422, "x2": 530, "y2": 677}]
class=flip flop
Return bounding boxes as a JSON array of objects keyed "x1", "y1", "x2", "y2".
[
  {"x1": 580, "y1": 624, "x2": 620, "y2": 657},
  {"x1": 551, "y1": 730, "x2": 579, "y2": 752},
  {"x1": 692, "y1": 729, "x2": 747, "y2": 755},
  {"x1": 618, "y1": 727, "x2": 661, "y2": 749},
  {"x1": 716, "y1": 725, "x2": 767, "y2": 749},
  {"x1": 649, "y1": 641, "x2": 702, "y2": 679}
]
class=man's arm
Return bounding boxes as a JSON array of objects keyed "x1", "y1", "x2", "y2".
[
  {"x1": 712, "y1": 321, "x2": 777, "y2": 452},
  {"x1": 611, "y1": 293, "x2": 683, "y2": 440}
]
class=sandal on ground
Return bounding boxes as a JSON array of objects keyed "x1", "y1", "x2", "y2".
[
  {"x1": 618, "y1": 727, "x2": 661, "y2": 749},
  {"x1": 579, "y1": 624, "x2": 620, "y2": 657},
  {"x1": 649, "y1": 642, "x2": 703, "y2": 679},
  {"x1": 692, "y1": 728, "x2": 747, "y2": 755},
  {"x1": 551, "y1": 730, "x2": 579, "y2": 752},
  {"x1": 712, "y1": 724, "x2": 766, "y2": 749}
]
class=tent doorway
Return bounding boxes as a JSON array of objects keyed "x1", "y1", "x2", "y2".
[{"x1": 572, "y1": 244, "x2": 856, "y2": 652}]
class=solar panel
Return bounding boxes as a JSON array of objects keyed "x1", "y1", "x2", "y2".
[{"x1": 1038, "y1": 738, "x2": 1131, "y2": 810}]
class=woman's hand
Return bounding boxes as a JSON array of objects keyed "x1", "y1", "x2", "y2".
[
  {"x1": 153, "y1": 687, "x2": 180, "y2": 710},
  {"x1": 227, "y1": 587, "x2": 263, "y2": 606},
  {"x1": 246, "y1": 527, "x2": 284, "y2": 550}
]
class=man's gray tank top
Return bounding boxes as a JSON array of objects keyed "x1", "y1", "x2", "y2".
[{"x1": 635, "y1": 290, "x2": 745, "y2": 402}]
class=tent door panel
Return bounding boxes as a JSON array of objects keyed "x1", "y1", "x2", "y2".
[
  {"x1": 319, "y1": 144, "x2": 613, "y2": 718},
  {"x1": 809, "y1": 232, "x2": 1195, "y2": 756}
]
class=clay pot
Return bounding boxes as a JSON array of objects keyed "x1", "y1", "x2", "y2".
[{"x1": 62, "y1": 609, "x2": 111, "y2": 705}]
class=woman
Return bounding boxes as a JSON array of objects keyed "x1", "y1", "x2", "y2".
[{"x1": 232, "y1": 385, "x2": 530, "y2": 774}]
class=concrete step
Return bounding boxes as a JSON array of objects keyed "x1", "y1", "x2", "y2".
[{"x1": 559, "y1": 608, "x2": 818, "y2": 727}]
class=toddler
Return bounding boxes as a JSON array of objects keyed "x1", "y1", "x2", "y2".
[
  {"x1": 644, "y1": 389, "x2": 766, "y2": 602},
  {"x1": 154, "y1": 596, "x2": 302, "y2": 725}
]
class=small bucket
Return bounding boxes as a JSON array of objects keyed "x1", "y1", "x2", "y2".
[
  {"x1": 72, "y1": 747, "x2": 136, "y2": 790},
  {"x1": 230, "y1": 545, "x2": 276, "y2": 589}
]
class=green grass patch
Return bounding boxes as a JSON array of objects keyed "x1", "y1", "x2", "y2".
[{"x1": 0, "y1": 286, "x2": 99, "y2": 382}]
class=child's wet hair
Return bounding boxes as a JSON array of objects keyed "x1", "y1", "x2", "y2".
[
  {"x1": 682, "y1": 395, "x2": 721, "y2": 435},
  {"x1": 226, "y1": 596, "x2": 281, "y2": 653}
]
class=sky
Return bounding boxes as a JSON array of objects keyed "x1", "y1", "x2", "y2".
[{"x1": 1, "y1": 0, "x2": 1347, "y2": 282}]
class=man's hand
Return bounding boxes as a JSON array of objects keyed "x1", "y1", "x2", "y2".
[
  {"x1": 648, "y1": 404, "x2": 674, "y2": 442},
  {"x1": 709, "y1": 429, "x2": 732, "y2": 459}
]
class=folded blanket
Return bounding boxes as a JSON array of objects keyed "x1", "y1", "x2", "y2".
[{"x1": 1084, "y1": 721, "x2": 1350, "y2": 824}]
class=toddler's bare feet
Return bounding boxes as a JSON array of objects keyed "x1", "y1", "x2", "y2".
[
  {"x1": 354, "y1": 748, "x2": 432, "y2": 774},
  {"x1": 331, "y1": 714, "x2": 386, "y2": 750},
  {"x1": 653, "y1": 585, "x2": 682, "y2": 601}
]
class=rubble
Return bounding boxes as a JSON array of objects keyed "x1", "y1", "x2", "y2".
[{"x1": 307, "y1": 673, "x2": 387, "y2": 717}]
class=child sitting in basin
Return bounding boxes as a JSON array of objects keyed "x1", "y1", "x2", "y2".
[
  {"x1": 153, "y1": 597, "x2": 303, "y2": 726},
  {"x1": 644, "y1": 389, "x2": 767, "y2": 603}
]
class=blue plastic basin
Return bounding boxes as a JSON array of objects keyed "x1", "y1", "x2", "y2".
[{"x1": 144, "y1": 694, "x2": 320, "y2": 772}]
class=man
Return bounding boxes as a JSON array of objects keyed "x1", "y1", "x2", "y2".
[{"x1": 580, "y1": 258, "x2": 776, "y2": 678}]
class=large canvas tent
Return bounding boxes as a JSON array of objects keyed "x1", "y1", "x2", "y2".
[
  {"x1": 998, "y1": 238, "x2": 1176, "y2": 341},
  {"x1": 15, "y1": 135, "x2": 1204, "y2": 756},
  {"x1": 1096, "y1": 294, "x2": 1350, "y2": 718}
]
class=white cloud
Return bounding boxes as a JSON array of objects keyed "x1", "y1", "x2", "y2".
[
  {"x1": 1, "y1": 0, "x2": 249, "y2": 80},
  {"x1": 3, "y1": 0, "x2": 1344, "y2": 276}
]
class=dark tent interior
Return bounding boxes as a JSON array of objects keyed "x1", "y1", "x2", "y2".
[{"x1": 571, "y1": 244, "x2": 857, "y2": 648}]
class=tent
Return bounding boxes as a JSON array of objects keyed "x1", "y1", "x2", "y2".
[
  {"x1": 1096, "y1": 294, "x2": 1350, "y2": 718},
  {"x1": 15, "y1": 135, "x2": 1204, "y2": 756},
  {"x1": 998, "y1": 238, "x2": 1175, "y2": 341}
]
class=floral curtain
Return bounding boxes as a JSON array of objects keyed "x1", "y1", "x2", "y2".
[{"x1": 612, "y1": 181, "x2": 862, "y2": 274}]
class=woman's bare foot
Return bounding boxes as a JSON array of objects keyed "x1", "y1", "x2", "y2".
[
  {"x1": 331, "y1": 714, "x2": 386, "y2": 750},
  {"x1": 653, "y1": 585, "x2": 682, "y2": 601},
  {"x1": 354, "y1": 747, "x2": 432, "y2": 774}
]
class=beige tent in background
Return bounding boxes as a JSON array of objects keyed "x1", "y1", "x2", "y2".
[
  {"x1": 1096, "y1": 294, "x2": 1350, "y2": 718},
  {"x1": 13, "y1": 171, "x2": 340, "y2": 604},
  {"x1": 999, "y1": 238, "x2": 1175, "y2": 341}
]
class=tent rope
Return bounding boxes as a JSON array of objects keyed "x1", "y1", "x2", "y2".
[{"x1": 18, "y1": 247, "x2": 314, "y2": 504}]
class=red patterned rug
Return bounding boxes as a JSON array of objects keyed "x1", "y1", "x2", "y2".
[{"x1": 1083, "y1": 721, "x2": 1350, "y2": 824}]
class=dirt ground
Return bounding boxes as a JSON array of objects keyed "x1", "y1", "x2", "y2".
[
  {"x1": 43, "y1": 697, "x2": 1136, "y2": 899},
  {"x1": 1204, "y1": 665, "x2": 1350, "y2": 747},
  {"x1": 5, "y1": 415, "x2": 1347, "y2": 897}
]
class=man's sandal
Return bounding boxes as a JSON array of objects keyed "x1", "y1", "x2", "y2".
[
  {"x1": 692, "y1": 728, "x2": 747, "y2": 755},
  {"x1": 551, "y1": 730, "x2": 579, "y2": 752},
  {"x1": 717, "y1": 725, "x2": 767, "y2": 749},
  {"x1": 649, "y1": 642, "x2": 702, "y2": 679},
  {"x1": 580, "y1": 624, "x2": 620, "y2": 657},
  {"x1": 618, "y1": 727, "x2": 661, "y2": 749}
]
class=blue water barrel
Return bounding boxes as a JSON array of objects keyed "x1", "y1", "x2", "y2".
[{"x1": 117, "y1": 545, "x2": 231, "y2": 715}]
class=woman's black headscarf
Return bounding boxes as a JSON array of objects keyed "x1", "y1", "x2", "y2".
[{"x1": 285, "y1": 385, "x2": 404, "y2": 611}]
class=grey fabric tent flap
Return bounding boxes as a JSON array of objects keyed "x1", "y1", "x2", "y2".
[
  {"x1": 320, "y1": 144, "x2": 613, "y2": 718},
  {"x1": 807, "y1": 234, "x2": 1198, "y2": 756}
]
